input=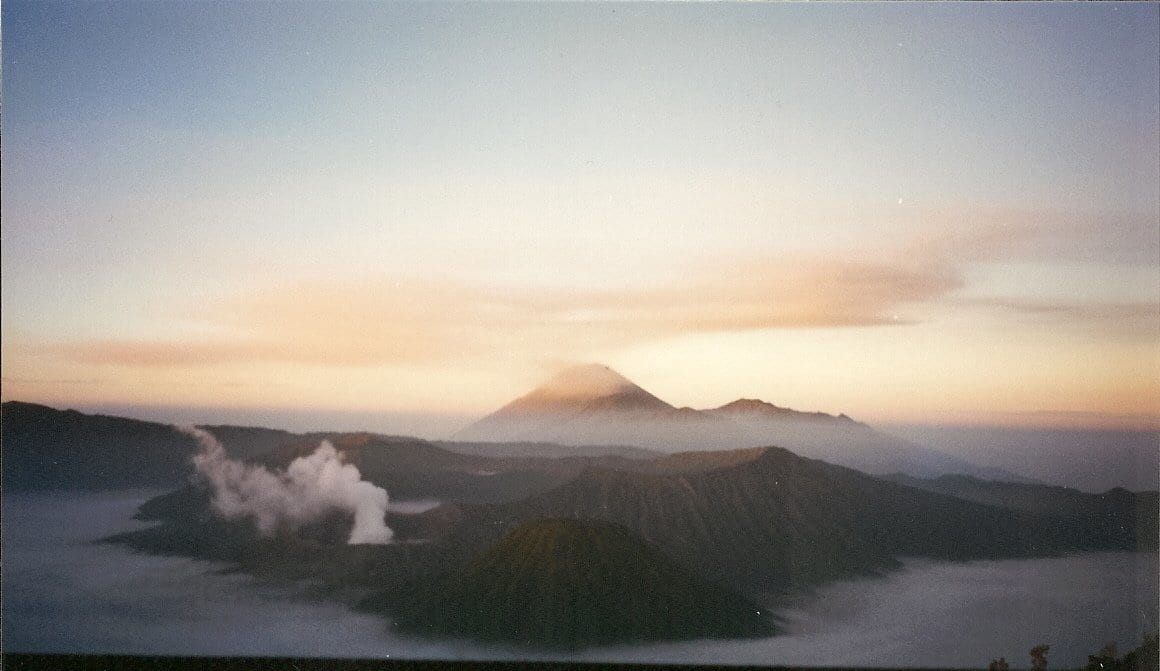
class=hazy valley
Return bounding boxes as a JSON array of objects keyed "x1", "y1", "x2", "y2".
[
  {"x1": 6, "y1": 3, "x2": 1158, "y2": 668},
  {"x1": 3, "y1": 365, "x2": 1157, "y2": 661}
]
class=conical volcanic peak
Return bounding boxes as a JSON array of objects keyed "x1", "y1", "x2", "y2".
[
  {"x1": 534, "y1": 364, "x2": 644, "y2": 400},
  {"x1": 452, "y1": 364, "x2": 683, "y2": 446},
  {"x1": 501, "y1": 364, "x2": 674, "y2": 414},
  {"x1": 454, "y1": 367, "x2": 994, "y2": 477}
]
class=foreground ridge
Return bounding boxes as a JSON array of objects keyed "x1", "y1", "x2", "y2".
[{"x1": 375, "y1": 518, "x2": 776, "y2": 648}]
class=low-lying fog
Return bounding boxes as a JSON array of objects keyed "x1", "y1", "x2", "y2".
[
  {"x1": 4, "y1": 491, "x2": 1156, "y2": 667},
  {"x1": 885, "y1": 424, "x2": 1160, "y2": 492}
]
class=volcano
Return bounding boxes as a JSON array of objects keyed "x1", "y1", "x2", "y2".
[
  {"x1": 482, "y1": 363, "x2": 675, "y2": 417},
  {"x1": 453, "y1": 364, "x2": 735, "y2": 451},
  {"x1": 454, "y1": 364, "x2": 1022, "y2": 480},
  {"x1": 379, "y1": 518, "x2": 775, "y2": 648}
]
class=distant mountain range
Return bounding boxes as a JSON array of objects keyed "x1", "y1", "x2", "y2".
[
  {"x1": 112, "y1": 432, "x2": 1157, "y2": 648},
  {"x1": 454, "y1": 364, "x2": 1028, "y2": 480},
  {"x1": 0, "y1": 395, "x2": 1016, "y2": 494},
  {"x1": 463, "y1": 445, "x2": 1149, "y2": 594},
  {"x1": 883, "y1": 472, "x2": 1159, "y2": 552},
  {"x1": 0, "y1": 401, "x2": 649, "y2": 503},
  {"x1": 8, "y1": 399, "x2": 1152, "y2": 648}
]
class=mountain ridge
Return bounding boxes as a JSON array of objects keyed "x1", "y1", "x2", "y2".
[
  {"x1": 373, "y1": 518, "x2": 776, "y2": 648},
  {"x1": 453, "y1": 365, "x2": 1023, "y2": 481},
  {"x1": 711, "y1": 397, "x2": 862, "y2": 426},
  {"x1": 103, "y1": 425, "x2": 1158, "y2": 649},
  {"x1": 457, "y1": 445, "x2": 1129, "y2": 593}
]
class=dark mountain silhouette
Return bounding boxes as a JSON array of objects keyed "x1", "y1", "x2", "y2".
[
  {"x1": 5, "y1": 389, "x2": 1025, "y2": 498},
  {"x1": 2, "y1": 401, "x2": 656, "y2": 499},
  {"x1": 372, "y1": 518, "x2": 775, "y2": 649},
  {"x1": 198, "y1": 424, "x2": 301, "y2": 460},
  {"x1": 14, "y1": 399, "x2": 1151, "y2": 650},
  {"x1": 0, "y1": 401, "x2": 316, "y2": 491},
  {"x1": 436, "y1": 439, "x2": 659, "y2": 461},
  {"x1": 883, "y1": 472, "x2": 1158, "y2": 552},
  {"x1": 1, "y1": 401, "x2": 200, "y2": 491},
  {"x1": 106, "y1": 431, "x2": 1156, "y2": 649},
  {"x1": 616, "y1": 445, "x2": 775, "y2": 475},
  {"x1": 463, "y1": 446, "x2": 1062, "y2": 593},
  {"x1": 255, "y1": 433, "x2": 585, "y2": 504}
]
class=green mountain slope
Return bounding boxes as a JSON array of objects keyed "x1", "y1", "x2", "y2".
[
  {"x1": 467, "y1": 447, "x2": 1098, "y2": 592},
  {"x1": 374, "y1": 518, "x2": 775, "y2": 649}
]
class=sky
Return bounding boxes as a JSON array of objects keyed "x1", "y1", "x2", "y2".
[{"x1": 2, "y1": 2, "x2": 1158, "y2": 436}]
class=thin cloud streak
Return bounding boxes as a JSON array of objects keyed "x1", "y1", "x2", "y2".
[
  {"x1": 43, "y1": 253, "x2": 964, "y2": 369},
  {"x1": 954, "y1": 297, "x2": 1160, "y2": 335},
  {"x1": 579, "y1": 257, "x2": 964, "y2": 332},
  {"x1": 49, "y1": 341, "x2": 275, "y2": 367},
  {"x1": 36, "y1": 212, "x2": 1159, "y2": 370}
]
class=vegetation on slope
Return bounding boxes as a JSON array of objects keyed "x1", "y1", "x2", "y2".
[{"x1": 371, "y1": 518, "x2": 775, "y2": 649}]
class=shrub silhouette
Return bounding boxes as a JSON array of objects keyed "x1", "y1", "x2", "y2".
[
  {"x1": 1030, "y1": 644, "x2": 1050, "y2": 671},
  {"x1": 1086, "y1": 635, "x2": 1159, "y2": 671}
]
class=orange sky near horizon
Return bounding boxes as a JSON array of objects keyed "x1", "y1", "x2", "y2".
[{"x1": 2, "y1": 3, "x2": 1158, "y2": 435}]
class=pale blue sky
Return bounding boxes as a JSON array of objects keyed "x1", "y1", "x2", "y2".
[{"x1": 2, "y1": 2, "x2": 1157, "y2": 429}]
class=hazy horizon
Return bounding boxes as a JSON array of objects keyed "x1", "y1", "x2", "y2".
[
  {"x1": 11, "y1": 392, "x2": 1156, "y2": 493},
  {"x1": 3, "y1": 3, "x2": 1158, "y2": 432},
  {"x1": 19, "y1": 391, "x2": 1160, "y2": 441}
]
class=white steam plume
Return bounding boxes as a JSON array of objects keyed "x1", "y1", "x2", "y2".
[{"x1": 179, "y1": 426, "x2": 393, "y2": 544}]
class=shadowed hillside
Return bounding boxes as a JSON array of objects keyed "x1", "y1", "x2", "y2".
[
  {"x1": 105, "y1": 433, "x2": 1157, "y2": 650},
  {"x1": 461, "y1": 447, "x2": 1103, "y2": 592},
  {"x1": 436, "y1": 439, "x2": 659, "y2": 461},
  {"x1": 16, "y1": 403, "x2": 1148, "y2": 651},
  {"x1": 370, "y1": 518, "x2": 776, "y2": 649},
  {"x1": 2, "y1": 402, "x2": 661, "y2": 501},
  {"x1": 1, "y1": 401, "x2": 200, "y2": 491},
  {"x1": 884, "y1": 472, "x2": 1159, "y2": 552},
  {"x1": 1, "y1": 402, "x2": 304, "y2": 491}
]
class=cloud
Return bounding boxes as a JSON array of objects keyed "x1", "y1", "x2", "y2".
[
  {"x1": 35, "y1": 207, "x2": 1158, "y2": 371},
  {"x1": 49, "y1": 342, "x2": 275, "y2": 367},
  {"x1": 539, "y1": 256, "x2": 964, "y2": 341},
  {"x1": 953, "y1": 298, "x2": 1160, "y2": 337},
  {"x1": 0, "y1": 376, "x2": 105, "y2": 386},
  {"x1": 900, "y1": 206, "x2": 1159, "y2": 267},
  {"x1": 960, "y1": 297, "x2": 1159, "y2": 318},
  {"x1": 43, "y1": 253, "x2": 960, "y2": 369}
]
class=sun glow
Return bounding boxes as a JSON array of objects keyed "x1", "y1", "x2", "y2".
[{"x1": 2, "y1": 2, "x2": 1157, "y2": 433}]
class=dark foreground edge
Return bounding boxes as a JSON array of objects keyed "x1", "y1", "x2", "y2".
[{"x1": 0, "y1": 656, "x2": 983, "y2": 671}]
